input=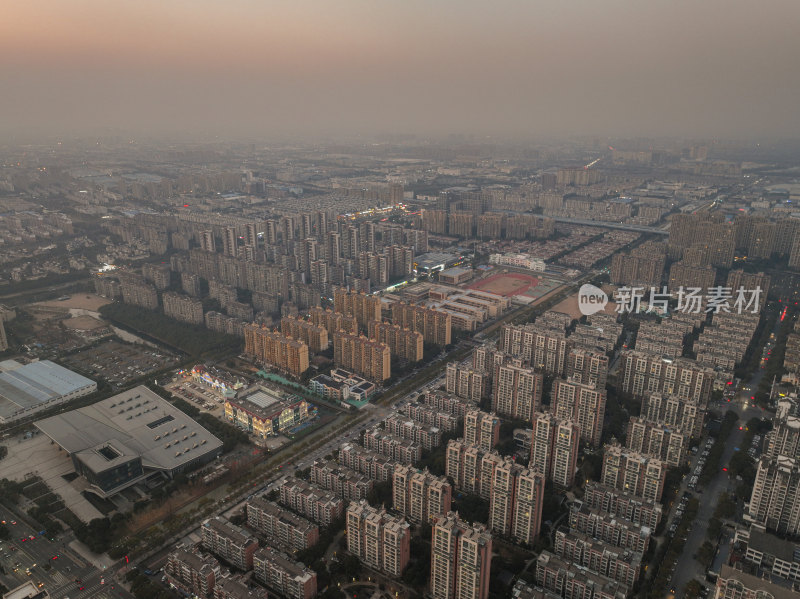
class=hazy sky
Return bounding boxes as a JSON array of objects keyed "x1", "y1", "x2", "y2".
[{"x1": 2, "y1": 0, "x2": 799, "y2": 141}]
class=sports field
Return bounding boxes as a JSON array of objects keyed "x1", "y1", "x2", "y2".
[{"x1": 467, "y1": 272, "x2": 541, "y2": 297}]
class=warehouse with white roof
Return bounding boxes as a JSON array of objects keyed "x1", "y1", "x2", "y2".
[{"x1": 0, "y1": 359, "x2": 96, "y2": 424}]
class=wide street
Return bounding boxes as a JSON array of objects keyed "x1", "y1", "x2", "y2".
[
  {"x1": 667, "y1": 392, "x2": 770, "y2": 594},
  {"x1": 0, "y1": 505, "x2": 132, "y2": 599}
]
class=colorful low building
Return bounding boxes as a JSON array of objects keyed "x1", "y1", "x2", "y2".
[{"x1": 224, "y1": 387, "x2": 315, "y2": 441}]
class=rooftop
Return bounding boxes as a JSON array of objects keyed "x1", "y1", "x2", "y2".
[
  {"x1": 0, "y1": 359, "x2": 95, "y2": 421},
  {"x1": 719, "y1": 564, "x2": 798, "y2": 599},
  {"x1": 35, "y1": 386, "x2": 222, "y2": 474},
  {"x1": 748, "y1": 528, "x2": 800, "y2": 563},
  {"x1": 228, "y1": 387, "x2": 307, "y2": 420},
  {"x1": 203, "y1": 517, "x2": 258, "y2": 547}
]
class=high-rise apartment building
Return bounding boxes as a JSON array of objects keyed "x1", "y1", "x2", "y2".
[
  {"x1": 333, "y1": 332, "x2": 391, "y2": 382},
  {"x1": 280, "y1": 316, "x2": 329, "y2": 353},
  {"x1": 488, "y1": 456, "x2": 545, "y2": 543},
  {"x1": 476, "y1": 213, "x2": 504, "y2": 239},
  {"x1": 386, "y1": 245, "x2": 415, "y2": 279},
  {"x1": 120, "y1": 277, "x2": 160, "y2": 310},
  {"x1": 492, "y1": 363, "x2": 543, "y2": 421},
  {"x1": 393, "y1": 465, "x2": 452, "y2": 524},
  {"x1": 308, "y1": 307, "x2": 359, "y2": 337},
  {"x1": 601, "y1": 443, "x2": 667, "y2": 504},
  {"x1": 142, "y1": 263, "x2": 172, "y2": 290},
  {"x1": 641, "y1": 392, "x2": 704, "y2": 437},
  {"x1": 464, "y1": 409, "x2": 501, "y2": 451},
  {"x1": 180, "y1": 272, "x2": 202, "y2": 297},
  {"x1": 565, "y1": 347, "x2": 609, "y2": 388},
  {"x1": 162, "y1": 291, "x2": 204, "y2": 325},
  {"x1": 511, "y1": 468, "x2": 546, "y2": 545},
  {"x1": 582, "y1": 481, "x2": 663, "y2": 530},
  {"x1": 333, "y1": 287, "x2": 381, "y2": 330},
  {"x1": 244, "y1": 222, "x2": 258, "y2": 248},
  {"x1": 610, "y1": 252, "x2": 665, "y2": 287},
  {"x1": 626, "y1": 417, "x2": 689, "y2": 467},
  {"x1": 347, "y1": 500, "x2": 411, "y2": 577},
  {"x1": 445, "y1": 363, "x2": 488, "y2": 403},
  {"x1": 764, "y1": 402, "x2": 800, "y2": 460},
  {"x1": 619, "y1": 351, "x2": 715, "y2": 405},
  {"x1": 669, "y1": 213, "x2": 735, "y2": 268},
  {"x1": 529, "y1": 411, "x2": 556, "y2": 480},
  {"x1": 244, "y1": 325, "x2": 309, "y2": 377},
  {"x1": 430, "y1": 513, "x2": 493, "y2": 599},
  {"x1": 448, "y1": 211, "x2": 475, "y2": 238},
  {"x1": 748, "y1": 455, "x2": 800, "y2": 536},
  {"x1": 668, "y1": 261, "x2": 716, "y2": 292},
  {"x1": 790, "y1": 234, "x2": 800, "y2": 269},
  {"x1": 358, "y1": 251, "x2": 388, "y2": 286},
  {"x1": 367, "y1": 320, "x2": 424, "y2": 362},
  {"x1": 551, "y1": 378, "x2": 606, "y2": 447},
  {"x1": 223, "y1": 226, "x2": 238, "y2": 258},
  {"x1": 499, "y1": 324, "x2": 569, "y2": 375},
  {"x1": 200, "y1": 230, "x2": 216, "y2": 252},
  {"x1": 727, "y1": 269, "x2": 771, "y2": 299},
  {"x1": 391, "y1": 302, "x2": 452, "y2": 346},
  {"x1": 530, "y1": 412, "x2": 580, "y2": 488},
  {"x1": 446, "y1": 439, "x2": 492, "y2": 497},
  {"x1": 421, "y1": 209, "x2": 448, "y2": 235}
]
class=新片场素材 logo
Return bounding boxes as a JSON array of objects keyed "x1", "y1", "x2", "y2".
[{"x1": 578, "y1": 284, "x2": 608, "y2": 316}]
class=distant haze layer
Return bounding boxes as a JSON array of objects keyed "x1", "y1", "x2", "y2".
[{"x1": 2, "y1": 0, "x2": 799, "y2": 140}]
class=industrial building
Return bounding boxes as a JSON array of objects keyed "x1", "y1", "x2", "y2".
[{"x1": 0, "y1": 359, "x2": 96, "y2": 424}]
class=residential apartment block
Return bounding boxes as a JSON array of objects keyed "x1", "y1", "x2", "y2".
[
  {"x1": 280, "y1": 316, "x2": 329, "y2": 352},
  {"x1": 393, "y1": 465, "x2": 452, "y2": 524},
  {"x1": 278, "y1": 477, "x2": 345, "y2": 527},
  {"x1": 253, "y1": 546, "x2": 317, "y2": 599},
  {"x1": 347, "y1": 500, "x2": 411, "y2": 577},
  {"x1": 464, "y1": 409, "x2": 501, "y2": 451},
  {"x1": 530, "y1": 412, "x2": 581, "y2": 488},
  {"x1": 601, "y1": 443, "x2": 668, "y2": 504},
  {"x1": 367, "y1": 320, "x2": 424, "y2": 362},
  {"x1": 244, "y1": 325, "x2": 309, "y2": 377},
  {"x1": 246, "y1": 496, "x2": 319, "y2": 552},
  {"x1": 391, "y1": 301, "x2": 452, "y2": 346},
  {"x1": 201, "y1": 517, "x2": 259, "y2": 572},
  {"x1": 430, "y1": 513, "x2": 493, "y2": 599},
  {"x1": 551, "y1": 378, "x2": 606, "y2": 447},
  {"x1": 163, "y1": 291, "x2": 204, "y2": 325},
  {"x1": 333, "y1": 332, "x2": 391, "y2": 382},
  {"x1": 492, "y1": 362, "x2": 543, "y2": 422}
]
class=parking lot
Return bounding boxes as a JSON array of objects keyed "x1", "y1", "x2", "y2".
[
  {"x1": 164, "y1": 380, "x2": 225, "y2": 414},
  {"x1": 61, "y1": 340, "x2": 179, "y2": 387}
]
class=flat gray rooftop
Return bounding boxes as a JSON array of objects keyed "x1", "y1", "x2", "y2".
[{"x1": 35, "y1": 385, "x2": 222, "y2": 473}]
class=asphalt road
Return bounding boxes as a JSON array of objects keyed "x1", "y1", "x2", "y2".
[
  {"x1": 0, "y1": 506, "x2": 132, "y2": 599},
  {"x1": 666, "y1": 398, "x2": 766, "y2": 596}
]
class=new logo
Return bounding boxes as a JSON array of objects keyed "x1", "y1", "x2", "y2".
[{"x1": 578, "y1": 284, "x2": 608, "y2": 316}]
